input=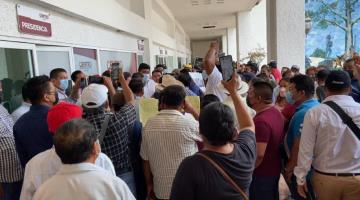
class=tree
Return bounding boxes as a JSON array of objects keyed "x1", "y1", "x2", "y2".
[
  {"x1": 311, "y1": 48, "x2": 327, "y2": 58},
  {"x1": 307, "y1": 0, "x2": 360, "y2": 57}
]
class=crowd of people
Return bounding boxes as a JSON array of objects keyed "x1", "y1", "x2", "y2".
[{"x1": 0, "y1": 41, "x2": 360, "y2": 200}]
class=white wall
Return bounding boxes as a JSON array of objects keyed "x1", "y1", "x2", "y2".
[
  {"x1": 267, "y1": 0, "x2": 305, "y2": 71},
  {"x1": 236, "y1": 0, "x2": 267, "y2": 64},
  {"x1": 227, "y1": 28, "x2": 237, "y2": 60},
  {"x1": 0, "y1": 0, "x2": 191, "y2": 68}
]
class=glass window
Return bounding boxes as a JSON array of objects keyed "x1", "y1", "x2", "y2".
[
  {"x1": 73, "y1": 47, "x2": 98, "y2": 75},
  {"x1": 0, "y1": 48, "x2": 33, "y2": 113},
  {"x1": 37, "y1": 51, "x2": 71, "y2": 76},
  {"x1": 99, "y1": 50, "x2": 138, "y2": 74}
]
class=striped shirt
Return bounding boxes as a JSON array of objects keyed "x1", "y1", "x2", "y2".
[
  {"x1": 0, "y1": 105, "x2": 23, "y2": 182},
  {"x1": 140, "y1": 109, "x2": 201, "y2": 199}
]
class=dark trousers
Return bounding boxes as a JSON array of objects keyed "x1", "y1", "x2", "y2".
[
  {"x1": 250, "y1": 176, "x2": 280, "y2": 200},
  {"x1": 0, "y1": 181, "x2": 22, "y2": 200},
  {"x1": 288, "y1": 175, "x2": 315, "y2": 200}
]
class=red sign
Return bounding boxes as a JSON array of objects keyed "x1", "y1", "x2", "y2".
[
  {"x1": 16, "y1": 4, "x2": 52, "y2": 37},
  {"x1": 18, "y1": 15, "x2": 52, "y2": 37}
]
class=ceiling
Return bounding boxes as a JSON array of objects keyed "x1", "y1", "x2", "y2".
[{"x1": 164, "y1": 0, "x2": 260, "y2": 40}]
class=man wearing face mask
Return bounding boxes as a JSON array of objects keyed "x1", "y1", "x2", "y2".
[
  {"x1": 138, "y1": 63, "x2": 157, "y2": 98},
  {"x1": 50, "y1": 68, "x2": 81, "y2": 103},
  {"x1": 13, "y1": 76, "x2": 57, "y2": 168},
  {"x1": 343, "y1": 58, "x2": 360, "y2": 103},
  {"x1": 284, "y1": 75, "x2": 319, "y2": 200}
]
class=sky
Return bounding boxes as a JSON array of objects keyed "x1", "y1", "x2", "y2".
[{"x1": 305, "y1": 0, "x2": 360, "y2": 58}]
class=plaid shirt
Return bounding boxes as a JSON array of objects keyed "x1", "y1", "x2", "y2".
[
  {"x1": 85, "y1": 104, "x2": 136, "y2": 175},
  {"x1": 0, "y1": 105, "x2": 23, "y2": 182}
]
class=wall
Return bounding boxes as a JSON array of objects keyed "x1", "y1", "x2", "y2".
[
  {"x1": 191, "y1": 40, "x2": 213, "y2": 59},
  {"x1": 227, "y1": 28, "x2": 237, "y2": 60},
  {"x1": 0, "y1": 0, "x2": 191, "y2": 68},
  {"x1": 237, "y1": 0, "x2": 267, "y2": 64}
]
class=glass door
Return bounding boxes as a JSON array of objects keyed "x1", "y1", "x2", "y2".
[
  {"x1": 36, "y1": 46, "x2": 73, "y2": 76},
  {"x1": 0, "y1": 40, "x2": 35, "y2": 113}
]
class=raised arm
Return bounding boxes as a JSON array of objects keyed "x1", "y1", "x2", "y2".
[
  {"x1": 203, "y1": 41, "x2": 219, "y2": 74},
  {"x1": 222, "y1": 73, "x2": 255, "y2": 133},
  {"x1": 118, "y1": 68, "x2": 135, "y2": 105}
]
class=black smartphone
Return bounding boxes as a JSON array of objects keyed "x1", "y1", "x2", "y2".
[
  {"x1": 80, "y1": 78, "x2": 87, "y2": 89},
  {"x1": 219, "y1": 55, "x2": 234, "y2": 81},
  {"x1": 111, "y1": 62, "x2": 120, "y2": 83},
  {"x1": 88, "y1": 76, "x2": 104, "y2": 84}
]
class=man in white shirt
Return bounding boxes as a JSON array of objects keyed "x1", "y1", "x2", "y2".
[
  {"x1": 140, "y1": 85, "x2": 201, "y2": 199},
  {"x1": 11, "y1": 84, "x2": 31, "y2": 122},
  {"x1": 138, "y1": 63, "x2": 157, "y2": 98},
  {"x1": 203, "y1": 41, "x2": 227, "y2": 101},
  {"x1": 295, "y1": 70, "x2": 360, "y2": 200},
  {"x1": 20, "y1": 102, "x2": 116, "y2": 200},
  {"x1": 33, "y1": 119, "x2": 135, "y2": 200}
]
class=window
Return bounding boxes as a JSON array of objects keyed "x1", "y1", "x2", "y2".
[
  {"x1": 0, "y1": 48, "x2": 34, "y2": 112},
  {"x1": 99, "y1": 50, "x2": 137, "y2": 74},
  {"x1": 73, "y1": 47, "x2": 98, "y2": 75}
]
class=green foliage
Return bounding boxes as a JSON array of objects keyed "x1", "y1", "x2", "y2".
[{"x1": 311, "y1": 48, "x2": 327, "y2": 58}]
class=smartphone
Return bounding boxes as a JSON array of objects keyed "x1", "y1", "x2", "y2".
[
  {"x1": 80, "y1": 78, "x2": 87, "y2": 89},
  {"x1": 111, "y1": 62, "x2": 120, "y2": 83},
  {"x1": 88, "y1": 76, "x2": 104, "y2": 84},
  {"x1": 219, "y1": 55, "x2": 234, "y2": 81}
]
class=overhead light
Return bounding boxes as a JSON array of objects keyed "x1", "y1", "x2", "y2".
[{"x1": 203, "y1": 25, "x2": 216, "y2": 29}]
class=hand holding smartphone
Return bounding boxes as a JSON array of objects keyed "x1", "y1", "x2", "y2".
[{"x1": 219, "y1": 55, "x2": 234, "y2": 81}]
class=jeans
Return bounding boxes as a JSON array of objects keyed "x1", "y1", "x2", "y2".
[
  {"x1": 118, "y1": 171, "x2": 136, "y2": 196},
  {"x1": 0, "y1": 181, "x2": 22, "y2": 200},
  {"x1": 250, "y1": 176, "x2": 280, "y2": 200}
]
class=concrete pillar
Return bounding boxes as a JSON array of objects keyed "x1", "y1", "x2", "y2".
[
  {"x1": 221, "y1": 34, "x2": 228, "y2": 55},
  {"x1": 267, "y1": 0, "x2": 305, "y2": 72},
  {"x1": 227, "y1": 28, "x2": 237, "y2": 61},
  {"x1": 143, "y1": 0, "x2": 155, "y2": 68},
  {"x1": 236, "y1": 0, "x2": 267, "y2": 65}
]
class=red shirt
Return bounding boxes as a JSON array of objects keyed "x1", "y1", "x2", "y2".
[
  {"x1": 271, "y1": 68, "x2": 282, "y2": 82},
  {"x1": 253, "y1": 107, "x2": 285, "y2": 177}
]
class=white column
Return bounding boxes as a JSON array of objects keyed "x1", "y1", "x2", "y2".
[
  {"x1": 236, "y1": 0, "x2": 267, "y2": 64},
  {"x1": 267, "y1": 0, "x2": 305, "y2": 72},
  {"x1": 227, "y1": 28, "x2": 237, "y2": 61},
  {"x1": 221, "y1": 34, "x2": 228, "y2": 55},
  {"x1": 143, "y1": 0, "x2": 155, "y2": 68}
]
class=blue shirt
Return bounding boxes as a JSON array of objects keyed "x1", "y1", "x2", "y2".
[
  {"x1": 13, "y1": 104, "x2": 53, "y2": 167},
  {"x1": 350, "y1": 79, "x2": 360, "y2": 103},
  {"x1": 287, "y1": 99, "x2": 320, "y2": 151}
]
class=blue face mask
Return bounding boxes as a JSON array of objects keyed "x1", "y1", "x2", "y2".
[
  {"x1": 143, "y1": 74, "x2": 150, "y2": 83},
  {"x1": 285, "y1": 91, "x2": 295, "y2": 104},
  {"x1": 59, "y1": 79, "x2": 69, "y2": 91}
]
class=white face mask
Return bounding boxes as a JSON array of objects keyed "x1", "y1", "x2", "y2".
[{"x1": 202, "y1": 70, "x2": 208, "y2": 80}]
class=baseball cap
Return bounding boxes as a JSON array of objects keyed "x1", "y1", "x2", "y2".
[
  {"x1": 81, "y1": 84, "x2": 109, "y2": 108},
  {"x1": 47, "y1": 102, "x2": 83, "y2": 134},
  {"x1": 325, "y1": 70, "x2": 351, "y2": 91}
]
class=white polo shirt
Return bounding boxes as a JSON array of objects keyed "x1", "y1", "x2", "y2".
[
  {"x1": 33, "y1": 163, "x2": 134, "y2": 200},
  {"x1": 21, "y1": 147, "x2": 115, "y2": 200}
]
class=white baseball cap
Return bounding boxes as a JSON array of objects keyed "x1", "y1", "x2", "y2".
[{"x1": 81, "y1": 84, "x2": 108, "y2": 108}]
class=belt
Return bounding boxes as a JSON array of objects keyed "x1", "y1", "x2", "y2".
[{"x1": 315, "y1": 169, "x2": 360, "y2": 177}]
